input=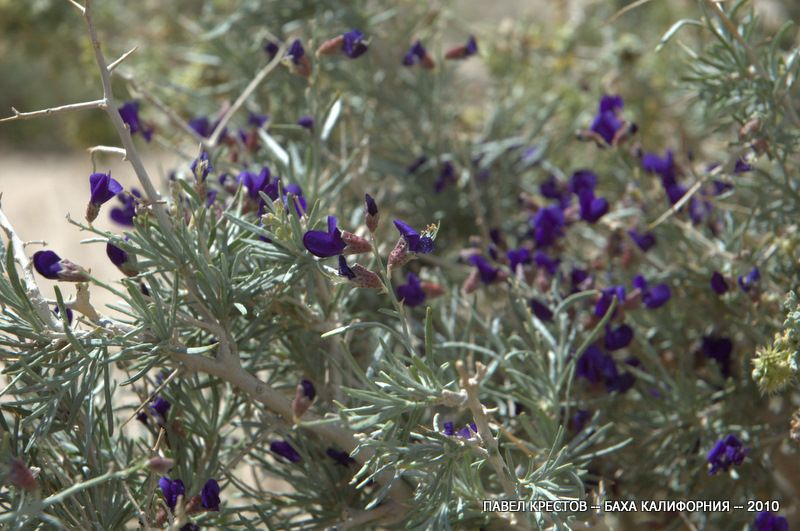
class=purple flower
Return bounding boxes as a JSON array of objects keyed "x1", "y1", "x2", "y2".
[
  {"x1": 590, "y1": 95, "x2": 624, "y2": 145},
  {"x1": 571, "y1": 267, "x2": 590, "y2": 291},
  {"x1": 707, "y1": 434, "x2": 748, "y2": 475},
  {"x1": 337, "y1": 255, "x2": 356, "y2": 280},
  {"x1": 534, "y1": 251, "x2": 559, "y2": 275},
  {"x1": 299, "y1": 379, "x2": 316, "y2": 401},
  {"x1": 188, "y1": 116, "x2": 211, "y2": 138},
  {"x1": 342, "y1": 30, "x2": 368, "y2": 58},
  {"x1": 464, "y1": 36, "x2": 478, "y2": 56},
  {"x1": 402, "y1": 40, "x2": 428, "y2": 66},
  {"x1": 190, "y1": 152, "x2": 212, "y2": 181},
  {"x1": 702, "y1": 335, "x2": 732, "y2": 377},
  {"x1": 754, "y1": 512, "x2": 789, "y2": 531},
  {"x1": 539, "y1": 175, "x2": 564, "y2": 200},
  {"x1": 397, "y1": 272, "x2": 426, "y2": 307},
  {"x1": 633, "y1": 275, "x2": 671, "y2": 309},
  {"x1": 365, "y1": 193, "x2": 378, "y2": 216},
  {"x1": 200, "y1": 478, "x2": 221, "y2": 511},
  {"x1": 507, "y1": 248, "x2": 531, "y2": 272},
  {"x1": 110, "y1": 189, "x2": 141, "y2": 226},
  {"x1": 282, "y1": 183, "x2": 307, "y2": 215},
  {"x1": 738, "y1": 267, "x2": 760, "y2": 292},
  {"x1": 52, "y1": 305, "x2": 73, "y2": 325},
  {"x1": 434, "y1": 161, "x2": 456, "y2": 192},
  {"x1": 33, "y1": 251, "x2": 63, "y2": 280},
  {"x1": 443, "y1": 421, "x2": 455, "y2": 436},
  {"x1": 238, "y1": 168, "x2": 272, "y2": 200},
  {"x1": 304, "y1": 216, "x2": 347, "y2": 258},
  {"x1": 595, "y1": 285, "x2": 625, "y2": 317},
  {"x1": 270, "y1": 440, "x2": 301, "y2": 463},
  {"x1": 326, "y1": 448, "x2": 356, "y2": 466},
  {"x1": 180, "y1": 524, "x2": 199, "y2": 531},
  {"x1": 604, "y1": 324, "x2": 634, "y2": 351},
  {"x1": 734, "y1": 159, "x2": 753, "y2": 173},
  {"x1": 393, "y1": 219, "x2": 434, "y2": 254},
  {"x1": 628, "y1": 230, "x2": 655, "y2": 252},
  {"x1": 106, "y1": 242, "x2": 137, "y2": 277},
  {"x1": 406, "y1": 155, "x2": 428, "y2": 174},
  {"x1": 576, "y1": 346, "x2": 617, "y2": 385},
  {"x1": 688, "y1": 196, "x2": 711, "y2": 225},
  {"x1": 578, "y1": 189, "x2": 609, "y2": 223},
  {"x1": 150, "y1": 396, "x2": 171, "y2": 420},
  {"x1": 445, "y1": 36, "x2": 478, "y2": 59},
  {"x1": 264, "y1": 41, "x2": 280, "y2": 60},
  {"x1": 469, "y1": 255, "x2": 500, "y2": 284},
  {"x1": 287, "y1": 39, "x2": 305, "y2": 65},
  {"x1": 457, "y1": 423, "x2": 477, "y2": 438},
  {"x1": 118, "y1": 101, "x2": 152, "y2": 142},
  {"x1": 248, "y1": 112, "x2": 269, "y2": 127},
  {"x1": 158, "y1": 477, "x2": 185, "y2": 511},
  {"x1": 712, "y1": 179, "x2": 734, "y2": 196},
  {"x1": 530, "y1": 205, "x2": 565, "y2": 248},
  {"x1": 530, "y1": 298, "x2": 553, "y2": 321},
  {"x1": 710, "y1": 271, "x2": 728, "y2": 294},
  {"x1": 297, "y1": 115, "x2": 314, "y2": 130},
  {"x1": 569, "y1": 170, "x2": 598, "y2": 196},
  {"x1": 642, "y1": 149, "x2": 678, "y2": 187},
  {"x1": 89, "y1": 172, "x2": 123, "y2": 206}
]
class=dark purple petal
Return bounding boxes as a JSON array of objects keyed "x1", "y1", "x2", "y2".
[
  {"x1": 89, "y1": 172, "x2": 123, "y2": 205},
  {"x1": 52, "y1": 305, "x2": 73, "y2": 325},
  {"x1": 402, "y1": 40, "x2": 427, "y2": 66},
  {"x1": 643, "y1": 283, "x2": 671, "y2": 309},
  {"x1": 530, "y1": 205, "x2": 565, "y2": 248},
  {"x1": 342, "y1": 29, "x2": 368, "y2": 59},
  {"x1": 738, "y1": 267, "x2": 760, "y2": 292},
  {"x1": 534, "y1": 251, "x2": 559, "y2": 275},
  {"x1": 578, "y1": 190, "x2": 608, "y2": 223},
  {"x1": 406, "y1": 155, "x2": 427, "y2": 174},
  {"x1": 539, "y1": 175, "x2": 564, "y2": 200},
  {"x1": 469, "y1": 255, "x2": 499, "y2": 284},
  {"x1": 464, "y1": 36, "x2": 478, "y2": 56},
  {"x1": 188, "y1": 116, "x2": 211, "y2": 138},
  {"x1": 365, "y1": 193, "x2": 378, "y2": 216},
  {"x1": 754, "y1": 512, "x2": 789, "y2": 531},
  {"x1": 297, "y1": 116, "x2": 314, "y2": 130},
  {"x1": 396, "y1": 272, "x2": 426, "y2": 307},
  {"x1": 159, "y1": 477, "x2": 185, "y2": 511},
  {"x1": 287, "y1": 39, "x2": 305, "y2": 64},
  {"x1": 248, "y1": 112, "x2": 269, "y2": 127},
  {"x1": 200, "y1": 478, "x2": 221, "y2": 511},
  {"x1": 300, "y1": 379, "x2": 316, "y2": 400},
  {"x1": 190, "y1": 151, "x2": 213, "y2": 181},
  {"x1": 595, "y1": 285, "x2": 625, "y2": 317},
  {"x1": 264, "y1": 41, "x2": 280, "y2": 60},
  {"x1": 604, "y1": 324, "x2": 634, "y2": 351},
  {"x1": 710, "y1": 271, "x2": 728, "y2": 294},
  {"x1": 443, "y1": 421, "x2": 455, "y2": 436},
  {"x1": 394, "y1": 219, "x2": 434, "y2": 254},
  {"x1": 707, "y1": 434, "x2": 747, "y2": 475},
  {"x1": 110, "y1": 190, "x2": 140, "y2": 226},
  {"x1": 270, "y1": 440, "x2": 301, "y2": 462},
  {"x1": 530, "y1": 298, "x2": 553, "y2": 321},
  {"x1": 33, "y1": 251, "x2": 62, "y2": 279},
  {"x1": 326, "y1": 447, "x2": 356, "y2": 466},
  {"x1": 507, "y1": 248, "x2": 531, "y2": 271},
  {"x1": 702, "y1": 335, "x2": 733, "y2": 377},
  {"x1": 628, "y1": 229, "x2": 656, "y2": 252},
  {"x1": 106, "y1": 242, "x2": 128, "y2": 268},
  {"x1": 569, "y1": 170, "x2": 598, "y2": 195},
  {"x1": 150, "y1": 396, "x2": 171, "y2": 419},
  {"x1": 337, "y1": 255, "x2": 356, "y2": 279},
  {"x1": 576, "y1": 346, "x2": 616, "y2": 384}
]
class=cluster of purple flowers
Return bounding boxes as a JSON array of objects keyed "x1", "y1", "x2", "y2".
[
  {"x1": 706, "y1": 434, "x2": 748, "y2": 475},
  {"x1": 159, "y1": 476, "x2": 221, "y2": 512}
]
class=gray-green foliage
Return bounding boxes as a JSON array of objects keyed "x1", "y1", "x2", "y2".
[{"x1": 1, "y1": 0, "x2": 799, "y2": 529}]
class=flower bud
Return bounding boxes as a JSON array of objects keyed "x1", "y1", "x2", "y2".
[
  {"x1": 387, "y1": 237, "x2": 411, "y2": 272},
  {"x1": 292, "y1": 379, "x2": 316, "y2": 420},
  {"x1": 33, "y1": 250, "x2": 90, "y2": 282},
  {"x1": 461, "y1": 269, "x2": 481, "y2": 294},
  {"x1": 7, "y1": 458, "x2": 37, "y2": 492},
  {"x1": 316, "y1": 35, "x2": 344, "y2": 56},
  {"x1": 341, "y1": 231, "x2": 372, "y2": 255},
  {"x1": 147, "y1": 456, "x2": 175, "y2": 474},
  {"x1": 365, "y1": 193, "x2": 379, "y2": 233},
  {"x1": 106, "y1": 242, "x2": 138, "y2": 277}
]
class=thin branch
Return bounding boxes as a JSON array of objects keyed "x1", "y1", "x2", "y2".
[
  {"x1": 0, "y1": 199, "x2": 60, "y2": 330},
  {"x1": 117, "y1": 72, "x2": 205, "y2": 144},
  {"x1": 207, "y1": 43, "x2": 287, "y2": 146},
  {"x1": 0, "y1": 99, "x2": 106, "y2": 123},
  {"x1": 170, "y1": 350, "x2": 413, "y2": 504},
  {"x1": 456, "y1": 360, "x2": 520, "y2": 499},
  {"x1": 646, "y1": 179, "x2": 703, "y2": 231},
  {"x1": 81, "y1": 0, "x2": 173, "y2": 233},
  {"x1": 64, "y1": 0, "x2": 84, "y2": 13},
  {"x1": 107, "y1": 46, "x2": 138, "y2": 72}
]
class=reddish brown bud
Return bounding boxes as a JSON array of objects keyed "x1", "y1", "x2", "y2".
[
  {"x1": 86, "y1": 202, "x2": 100, "y2": 223},
  {"x1": 421, "y1": 54, "x2": 436, "y2": 70},
  {"x1": 293, "y1": 55, "x2": 313, "y2": 78},
  {"x1": 147, "y1": 456, "x2": 175, "y2": 474},
  {"x1": 461, "y1": 270, "x2": 480, "y2": 294},
  {"x1": 186, "y1": 495, "x2": 202, "y2": 515},
  {"x1": 388, "y1": 238, "x2": 412, "y2": 272},
  {"x1": 341, "y1": 231, "x2": 373, "y2": 255},
  {"x1": 7, "y1": 458, "x2": 37, "y2": 492},
  {"x1": 317, "y1": 35, "x2": 344, "y2": 56},
  {"x1": 421, "y1": 281, "x2": 445, "y2": 298},
  {"x1": 445, "y1": 45, "x2": 468, "y2": 60},
  {"x1": 351, "y1": 264, "x2": 383, "y2": 289}
]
